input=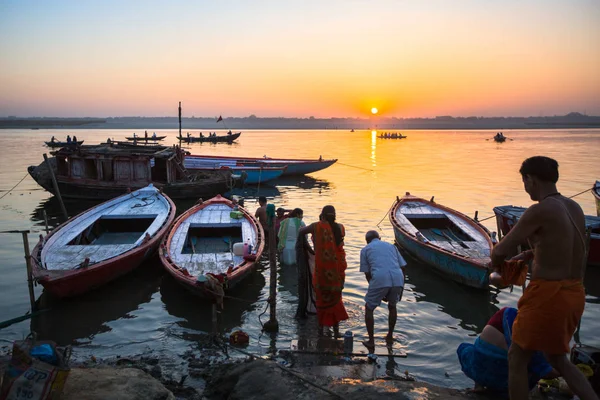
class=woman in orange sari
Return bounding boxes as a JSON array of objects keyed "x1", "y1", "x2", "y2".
[{"x1": 298, "y1": 205, "x2": 349, "y2": 336}]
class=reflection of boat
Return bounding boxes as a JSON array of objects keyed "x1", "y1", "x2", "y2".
[
  {"x1": 390, "y1": 194, "x2": 492, "y2": 289},
  {"x1": 160, "y1": 267, "x2": 265, "y2": 333},
  {"x1": 31, "y1": 259, "x2": 163, "y2": 346},
  {"x1": 160, "y1": 195, "x2": 265, "y2": 299},
  {"x1": 31, "y1": 184, "x2": 176, "y2": 298},
  {"x1": 28, "y1": 142, "x2": 234, "y2": 199},
  {"x1": 267, "y1": 175, "x2": 331, "y2": 191},
  {"x1": 125, "y1": 135, "x2": 166, "y2": 141},
  {"x1": 185, "y1": 154, "x2": 337, "y2": 176},
  {"x1": 227, "y1": 185, "x2": 281, "y2": 200},
  {"x1": 403, "y1": 253, "x2": 499, "y2": 333},
  {"x1": 593, "y1": 180, "x2": 600, "y2": 217},
  {"x1": 45, "y1": 140, "x2": 84, "y2": 148},
  {"x1": 493, "y1": 205, "x2": 600, "y2": 267},
  {"x1": 178, "y1": 132, "x2": 241, "y2": 143},
  {"x1": 183, "y1": 156, "x2": 286, "y2": 184}
]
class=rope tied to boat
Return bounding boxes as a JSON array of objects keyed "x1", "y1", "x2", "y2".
[{"x1": 0, "y1": 172, "x2": 30, "y2": 201}]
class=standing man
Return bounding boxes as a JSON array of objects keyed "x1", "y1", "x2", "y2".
[
  {"x1": 360, "y1": 230, "x2": 406, "y2": 350},
  {"x1": 255, "y1": 196, "x2": 268, "y2": 233},
  {"x1": 491, "y1": 156, "x2": 597, "y2": 400}
]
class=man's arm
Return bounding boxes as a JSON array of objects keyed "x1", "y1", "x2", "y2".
[
  {"x1": 298, "y1": 223, "x2": 315, "y2": 237},
  {"x1": 491, "y1": 204, "x2": 542, "y2": 268},
  {"x1": 359, "y1": 248, "x2": 371, "y2": 282}
]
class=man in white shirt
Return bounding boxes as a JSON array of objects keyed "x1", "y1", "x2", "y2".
[{"x1": 360, "y1": 230, "x2": 407, "y2": 350}]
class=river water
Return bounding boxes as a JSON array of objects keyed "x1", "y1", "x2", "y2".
[{"x1": 0, "y1": 128, "x2": 599, "y2": 389}]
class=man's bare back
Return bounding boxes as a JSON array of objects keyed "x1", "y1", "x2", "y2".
[{"x1": 255, "y1": 205, "x2": 267, "y2": 229}]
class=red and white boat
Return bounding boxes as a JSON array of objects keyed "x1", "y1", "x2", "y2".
[
  {"x1": 159, "y1": 195, "x2": 265, "y2": 299},
  {"x1": 493, "y1": 205, "x2": 600, "y2": 267},
  {"x1": 31, "y1": 184, "x2": 176, "y2": 298}
]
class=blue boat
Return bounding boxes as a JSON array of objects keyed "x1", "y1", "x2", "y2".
[
  {"x1": 389, "y1": 193, "x2": 493, "y2": 290},
  {"x1": 183, "y1": 157, "x2": 285, "y2": 184}
]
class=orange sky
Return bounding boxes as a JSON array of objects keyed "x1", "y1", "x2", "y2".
[{"x1": 0, "y1": 1, "x2": 599, "y2": 118}]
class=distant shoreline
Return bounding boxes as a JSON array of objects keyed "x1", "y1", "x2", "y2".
[{"x1": 1, "y1": 113, "x2": 599, "y2": 130}]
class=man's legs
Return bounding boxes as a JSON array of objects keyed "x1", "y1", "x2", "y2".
[
  {"x1": 545, "y1": 354, "x2": 599, "y2": 400},
  {"x1": 386, "y1": 302, "x2": 397, "y2": 343},
  {"x1": 508, "y1": 343, "x2": 533, "y2": 400},
  {"x1": 364, "y1": 305, "x2": 375, "y2": 348}
]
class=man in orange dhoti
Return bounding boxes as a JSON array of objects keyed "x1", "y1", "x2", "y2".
[{"x1": 491, "y1": 156, "x2": 597, "y2": 400}]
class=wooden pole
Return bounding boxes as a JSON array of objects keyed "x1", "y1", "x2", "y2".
[
  {"x1": 21, "y1": 231, "x2": 36, "y2": 312},
  {"x1": 43, "y1": 153, "x2": 68, "y2": 222},
  {"x1": 43, "y1": 209, "x2": 49, "y2": 235},
  {"x1": 263, "y1": 217, "x2": 279, "y2": 332},
  {"x1": 178, "y1": 102, "x2": 182, "y2": 139}
]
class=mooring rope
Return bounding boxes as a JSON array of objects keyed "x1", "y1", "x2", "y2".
[
  {"x1": 336, "y1": 162, "x2": 374, "y2": 172},
  {"x1": 0, "y1": 172, "x2": 29, "y2": 201}
]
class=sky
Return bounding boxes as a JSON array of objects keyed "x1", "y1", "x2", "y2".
[{"x1": 0, "y1": 0, "x2": 599, "y2": 118}]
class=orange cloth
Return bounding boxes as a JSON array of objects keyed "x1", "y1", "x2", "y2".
[
  {"x1": 513, "y1": 279, "x2": 585, "y2": 354},
  {"x1": 498, "y1": 259, "x2": 528, "y2": 286},
  {"x1": 313, "y1": 221, "x2": 349, "y2": 327}
]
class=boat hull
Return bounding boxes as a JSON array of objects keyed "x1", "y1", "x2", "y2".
[
  {"x1": 186, "y1": 155, "x2": 337, "y2": 176},
  {"x1": 31, "y1": 189, "x2": 176, "y2": 298},
  {"x1": 45, "y1": 140, "x2": 84, "y2": 148},
  {"x1": 126, "y1": 136, "x2": 166, "y2": 141},
  {"x1": 593, "y1": 181, "x2": 600, "y2": 217},
  {"x1": 494, "y1": 206, "x2": 600, "y2": 267},
  {"x1": 183, "y1": 159, "x2": 285, "y2": 184},
  {"x1": 179, "y1": 132, "x2": 241, "y2": 143},
  {"x1": 159, "y1": 195, "x2": 265, "y2": 300}
]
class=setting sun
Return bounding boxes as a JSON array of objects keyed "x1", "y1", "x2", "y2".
[{"x1": 371, "y1": 107, "x2": 378, "y2": 115}]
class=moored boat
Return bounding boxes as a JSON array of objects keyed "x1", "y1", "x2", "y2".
[
  {"x1": 159, "y1": 195, "x2": 265, "y2": 299},
  {"x1": 45, "y1": 140, "x2": 84, "y2": 148},
  {"x1": 183, "y1": 157, "x2": 286, "y2": 184},
  {"x1": 28, "y1": 142, "x2": 235, "y2": 200},
  {"x1": 389, "y1": 193, "x2": 492, "y2": 289},
  {"x1": 126, "y1": 135, "x2": 166, "y2": 141},
  {"x1": 593, "y1": 180, "x2": 600, "y2": 217},
  {"x1": 30, "y1": 184, "x2": 176, "y2": 298},
  {"x1": 178, "y1": 132, "x2": 241, "y2": 143},
  {"x1": 377, "y1": 134, "x2": 406, "y2": 139},
  {"x1": 493, "y1": 205, "x2": 600, "y2": 267},
  {"x1": 185, "y1": 154, "x2": 337, "y2": 176}
]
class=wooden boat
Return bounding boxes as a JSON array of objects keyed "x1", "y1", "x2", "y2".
[
  {"x1": 45, "y1": 140, "x2": 84, "y2": 148},
  {"x1": 159, "y1": 195, "x2": 265, "y2": 299},
  {"x1": 493, "y1": 205, "x2": 600, "y2": 267},
  {"x1": 178, "y1": 132, "x2": 241, "y2": 143},
  {"x1": 185, "y1": 154, "x2": 337, "y2": 176},
  {"x1": 28, "y1": 142, "x2": 234, "y2": 200},
  {"x1": 126, "y1": 135, "x2": 166, "y2": 141},
  {"x1": 389, "y1": 193, "x2": 493, "y2": 289},
  {"x1": 30, "y1": 184, "x2": 176, "y2": 298},
  {"x1": 377, "y1": 134, "x2": 406, "y2": 139},
  {"x1": 493, "y1": 133, "x2": 507, "y2": 143},
  {"x1": 593, "y1": 180, "x2": 600, "y2": 217},
  {"x1": 183, "y1": 163, "x2": 286, "y2": 184}
]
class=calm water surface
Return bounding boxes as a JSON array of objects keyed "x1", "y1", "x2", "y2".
[{"x1": 1, "y1": 129, "x2": 599, "y2": 389}]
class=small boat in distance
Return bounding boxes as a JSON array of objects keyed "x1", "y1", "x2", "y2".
[
  {"x1": 178, "y1": 132, "x2": 241, "y2": 143},
  {"x1": 45, "y1": 140, "x2": 84, "y2": 148},
  {"x1": 593, "y1": 180, "x2": 600, "y2": 217},
  {"x1": 185, "y1": 154, "x2": 337, "y2": 176},
  {"x1": 160, "y1": 195, "x2": 265, "y2": 299},
  {"x1": 390, "y1": 193, "x2": 493, "y2": 289},
  {"x1": 126, "y1": 135, "x2": 166, "y2": 141},
  {"x1": 378, "y1": 133, "x2": 406, "y2": 139},
  {"x1": 493, "y1": 132, "x2": 507, "y2": 142},
  {"x1": 31, "y1": 184, "x2": 176, "y2": 298},
  {"x1": 494, "y1": 205, "x2": 600, "y2": 267}
]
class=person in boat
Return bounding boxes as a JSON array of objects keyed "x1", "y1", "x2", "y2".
[
  {"x1": 278, "y1": 208, "x2": 304, "y2": 265},
  {"x1": 490, "y1": 156, "x2": 595, "y2": 400},
  {"x1": 255, "y1": 196, "x2": 268, "y2": 234},
  {"x1": 50, "y1": 136, "x2": 56, "y2": 143},
  {"x1": 199, "y1": 132, "x2": 203, "y2": 138},
  {"x1": 133, "y1": 132, "x2": 137, "y2": 138},
  {"x1": 227, "y1": 130, "x2": 232, "y2": 135},
  {"x1": 187, "y1": 132, "x2": 191, "y2": 139},
  {"x1": 457, "y1": 307, "x2": 558, "y2": 396},
  {"x1": 360, "y1": 230, "x2": 406, "y2": 350},
  {"x1": 298, "y1": 205, "x2": 349, "y2": 337},
  {"x1": 144, "y1": 130, "x2": 148, "y2": 139},
  {"x1": 152, "y1": 132, "x2": 157, "y2": 139},
  {"x1": 66, "y1": 135, "x2": 71, "y2": 144},
  {"x1": 72, "y1": 135, "x2": 77, "y2": 144}
]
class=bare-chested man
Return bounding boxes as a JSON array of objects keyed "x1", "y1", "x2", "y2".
[
  {"x1": 255, "y1": 196, "x2": 268, "y2": 232},
  {"x1": 491, "y1": 156, "x2": 597, "y2": 400}
]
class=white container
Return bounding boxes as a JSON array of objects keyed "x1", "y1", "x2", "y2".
[{"x1": 232, "y1": 242, "x2": 245, "y2": 256}]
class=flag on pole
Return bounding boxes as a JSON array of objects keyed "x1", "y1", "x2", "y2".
[{"x1": 216, "y1": 115, "x2": 223, "y2": 123}]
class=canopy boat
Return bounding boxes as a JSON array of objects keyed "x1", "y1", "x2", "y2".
[
  {"x1": 159, "y1": 195, "x2": 265, "y2": 299},
  {"x1": 30, "y1": 184, "x2": 176, "y2": 298},
  {"x1": 493, "y1": 205, "x2": 600, "y2": 267},
  {"x1": 126, "y1": 135, "x2": 166, "y2": 141},
  {"x1": 183, "y1": 162, "x2": 286, "y2": 185},
  {"x1": 28, "y1": 142, "x2": 234, "y2": 200},
  {"x1": 185, "y1": 154, "x2": 337, "y2": 176},
  {"x1": 178, "y1": 132, "x2": 241, "y2": 143},
  {"x1": 45, "y1": 140, "x2": 84, "y2": 148},
  {"x1": 389, "y1": 193, "x2": 493, "y2": 289},
  {"x1": 593, "y1": 180, "x2": 600, "y2": 217}
]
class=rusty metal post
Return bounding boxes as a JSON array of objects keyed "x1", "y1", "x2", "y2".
[
  {"x1": 21, "y1": 231, "x2": 36, "y2": 312},
  {"x1": 263, "y1": 217, "x2": 279, "y2": 332},
  {"x1": 43, "y1": 153, "x2": 68, "y2": 222}
]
